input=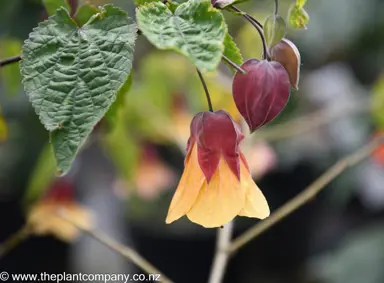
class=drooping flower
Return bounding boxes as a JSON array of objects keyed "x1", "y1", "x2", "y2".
[
  {"x1": 27, "y1": 179, "x2": 93, "y2": 242},
  {"x1": 166, "y1": 110, "x2": 270, "y2": 228}
]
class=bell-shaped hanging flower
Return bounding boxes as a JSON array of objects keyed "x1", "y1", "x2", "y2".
[
  {"x1": 27, "y1": 179, "x2": 93, "y2": 242},
  {"x1": 233, "y1": 59, "x2": 291, "y2": 133},
  {"x1": 166, "y1": 110, "x2": 270, "y2": 228}
]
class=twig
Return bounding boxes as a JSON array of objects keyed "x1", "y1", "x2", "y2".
[
  {"x1": 228, "y1": 134, "x2": 384, "y2": 253},
  {"x1": 0, "y1": 225, "x2": 31, "y2": 259},
  {"x1": 196, "y1": 68, "x2": 214, "y2": 112},
  {"x1": 208, "y1": 221, "x2": 234, "y2": 283},
  {"x1": 0, "y1": 55, "x2": 22, "y2": 67},
  {"x1": 58, "y1": 210, "x2": 174, "y2": 283},
  {"x1": 222, "y1": 55, "x2": 246, "y2": 74},
  {"x1": 255, "y1": 99, "x2": 375, "y2": 141}
]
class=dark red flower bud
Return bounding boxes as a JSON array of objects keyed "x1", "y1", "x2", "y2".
[
  {"x1": 187, "y1": 110, "x2": 243, "y2": 182},
  {"x1": 232, "y1": 59, "x2": 291, "y2": 132},
  {"x1": 270, "y1": 38, "x2": 301, "y2": 90}
]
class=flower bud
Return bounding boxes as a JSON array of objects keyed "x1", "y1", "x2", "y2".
[
  {"x1": 232, "y1": 59, "x2": 291, "y2": 132},
  {"x1": 270, "y1": 38, "x2": 301, "y2": 90}
]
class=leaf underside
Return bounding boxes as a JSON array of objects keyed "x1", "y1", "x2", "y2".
[{"x1": 21, "y1": 5, "x2": 137, "y2": 174}]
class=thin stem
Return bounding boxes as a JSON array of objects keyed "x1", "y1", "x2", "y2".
[
  {"x1": 228, "y1": 134, "x2": 384, "y2": 253},
  {"x1": 274, "y1": 0, "x2": 279, "y2": 15},
  {"x1": 222, "y1": 55, "x2": 246, "y2": 74},
  {"x1": 58, "y1": 210, "x2": 174, "y2": 283},
  {"x1": 0, "y1": 225, "x2": 31, "y2": 259},
  {"x1": 208, "y1": 221, "x2": 234, "y2": 283},
  {"x1": 196, "y1": 69, "x2": 214, "y2": 112},
  {"x1": 231, "y1": 6, "x2": 270, "y2": 60},
  {"x1": 0, "y1": 55, "x2": 22, "y2": 67},
  {"x1": 232, "y1": 6, "x2": 263, "y2": 28}
]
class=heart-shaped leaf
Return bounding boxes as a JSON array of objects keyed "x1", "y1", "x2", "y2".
[
  {"x1": 137, "y1": 0, "x2": 226, "y2": 72},
  {"x1": 264, "y1": 14, "x2": 286, "y2": 48},
  {"x1": 21, "y1": 5, "x2": 137, "y2": 174},
  {"x1": 270, "y1": 38, "x2": 301, "y2": 90},
  {"x1": 232, "y1": 59, "x2": 291, "y2": 132}
]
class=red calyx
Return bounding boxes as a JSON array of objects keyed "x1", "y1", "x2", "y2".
[
  {"x1": 232, "y1": 59, "x2": 291, "y2": 133},
  {"x1": 187, "y1": 110, "x2": 244, "y2": 182},
  {"x1": 44, "y1": 178, "x2": 75, "y2": 203}
]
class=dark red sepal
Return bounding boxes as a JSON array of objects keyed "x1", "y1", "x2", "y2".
[
  {"x1": 188, "y1": 110, "x2": 244, "y2": 182},
  {"x1": 232, "y1": 59, "x2": 291, "y2": 133},
  {"x1": 44, "y1": 178, "x2": 74, "y2": 203}
]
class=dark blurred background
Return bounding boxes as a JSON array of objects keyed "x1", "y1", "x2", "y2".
[{"x1": 1, "y1": 0, "x2": 384, "y2": 283}]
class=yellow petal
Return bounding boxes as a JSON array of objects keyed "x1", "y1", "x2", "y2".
[
  {"x1": 238, "y1": 159, "x2": 270, "y2": 219},
  {"x1": 166, "y1": 144, "x2": 205, "y2": 224},
  {"x1": 28, "y1": 201, "x2": 93, "y2": 242},
  {"x1": 187, "y1": 157, "x2": 245, "y2": 228}
]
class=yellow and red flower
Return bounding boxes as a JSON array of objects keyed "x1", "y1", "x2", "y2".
[
  {"x1": 166, "y1": 110, "x2": 270, "y2": 228},
  {"x1": 27, "y1": 179, "x2": 93, "y2": 242}
]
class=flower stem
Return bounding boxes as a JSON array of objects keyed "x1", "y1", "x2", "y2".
[
  {"x1": 0, "y1": 225, "x2": 31, "y2": 259},
  {"x1": 274, "y1": 0, "x2": 279, "y2": 15},
  {"x1": 231, "y1": 6, "x2": 270, "y2": 60},
  {"x1": 231, "y1": 6, "x2": 263, "y2": 28},
  {"x1": 222, "y1": 55, "x2": 246, "y2": 74},
  {"x1": 208, "y1": 221, "x2": 234, "y2": 283},
  {"x1": 58, "y1": 210, "x2": 174, "y2": 283},
  {"x1": 0, "y1": 55, "x2": 21, "y2": 67},
  {"x1": 196, "y1": 69, "x2": 214, "y2": 112}
]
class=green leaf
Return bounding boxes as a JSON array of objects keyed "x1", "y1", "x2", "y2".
[
  {"x1": 74, "y1": 3, "x2": 99, "y2": 27},
  {"x1": 264, "y1": 14, "x2": 286, "y2": 48},
  {"x1": 103, "y1": 111, "x2": 139, "y2": 182},
  {"x1": 295, "y1": 0, "x2": 307, "y2": 8},
  {"x1": 105, "y1": 72, "x2": 133, "y2": 129},
  {"x1": 21, "y1": 5, "x2": 137, "y2": 174},
  {"x1": 134, "y1": 0, "x2": 179, "y2": 13},
  {"x1": 42, "y1": 0, "x2": 71, "y2": 16},
  {"x1": 23, "y1": 143, "x2": 56, "y2": 204},
  {"x1": 0, "y1": 38, "x2": 22, "y2": 96},
  {"x1": 223, "y1": 32, "x2": 243, "y2": 72},
  {"x1": 372, "y1": 75, "x2": 384, "y2": 129},
  {"x1": 136, "y1": 0, "x2": 226, "y2": 72},
  {"x1": 288, "y1": 3, "x2": 310, "y2": 29},
  {"x1": 134, "y1": 0, "x2": 159, "y2": 5}
]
